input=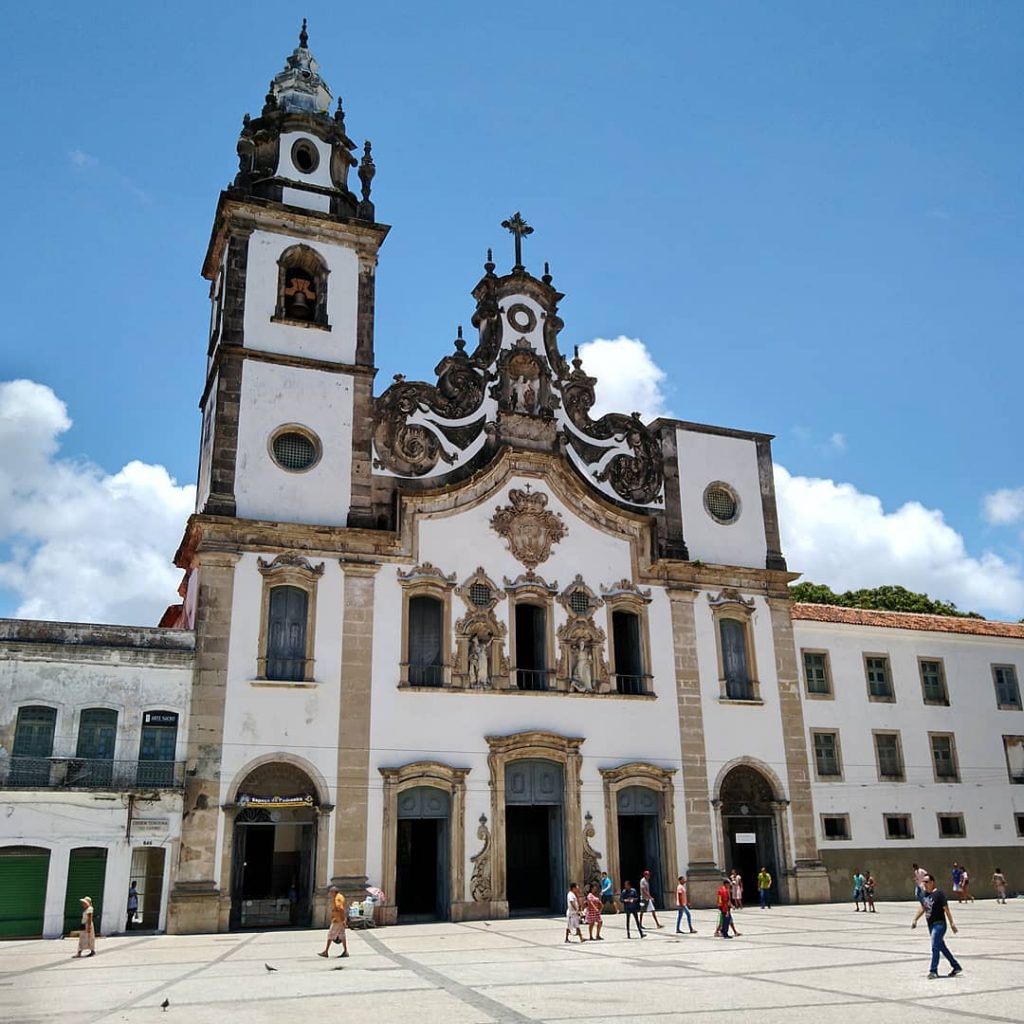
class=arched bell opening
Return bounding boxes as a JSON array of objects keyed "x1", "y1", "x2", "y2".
[{"x1": 228, "y1": 762, "x2": 320, "y2": 930}]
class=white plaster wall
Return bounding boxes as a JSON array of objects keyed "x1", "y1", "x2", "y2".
[
  {"x1": 275, "y1": 132, "x2": 336, "y2": 190},
  {"x1": 217, "y1": 553, "x2": 346, "y2": 878},
  {"x1": 364, "y1": 477, "x2": 691, "y2": 893},
  {"x1": 796, "y1": 619, "x2": 1024, "y2": 851},
  {"x1": 234, "y1": 360, "x2": 353, "y2": 526},
  {"x1": 282, "y1": 187, "x2": 331, "y2": 214},
  {"x1": 676, "y1": 428, "x2": 767, "y2": 569},
  {"x1": 244, "y1": 228, "x2": 359, "y2": 364}
]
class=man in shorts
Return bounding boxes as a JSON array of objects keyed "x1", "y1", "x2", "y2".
[
  {"x1": 638, "y1": 869, "x2": 664, "y2": 929},
  {"x1": 318, "y1": 886, "x2": 349, "y2": 958}
]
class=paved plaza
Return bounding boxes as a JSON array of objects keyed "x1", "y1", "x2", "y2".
[{"x1": 2, "y1": 901, "x2": 1023, "y2": 1024}]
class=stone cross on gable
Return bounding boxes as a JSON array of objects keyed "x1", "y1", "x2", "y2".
[{"x1": 501, "y1": 212, "x2": 533, "y2": 271}]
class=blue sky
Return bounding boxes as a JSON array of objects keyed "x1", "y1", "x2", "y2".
[{"x1": 0, "y1": 1, "x2": 1021, "y2": 623}]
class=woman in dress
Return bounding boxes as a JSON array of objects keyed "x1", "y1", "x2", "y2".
[
  {"x1": 959, "y1": 867, "x2": 974, "y2": 902},
  {"x1": 564, "y1": 882, "x2": 585, "y2": 943},
  {"x1": 585, "y1": 882, "x2": 603, "y2": 940},
  {"x1": 730, "y1": 869, "x2": 744, "y2": 910},
  {"x1": 74, "y1": 896, "x2": 95, "y2": 958}
]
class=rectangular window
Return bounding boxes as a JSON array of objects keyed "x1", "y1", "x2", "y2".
[
  {"x1": 720, "y1": 618, "x2": 752, "y2": 700},
  {"x1": 884, "y1": 813, "x2": 913, "y2": 839},
  {"x1": 930, "y1": 733, "x2": 959, "y2": 782},
  {"x1": 993, "y1": 665, "x2": 1022, "y2": 709},
  {"x1": 1016, "y1": 813, "x2": 1024, "y2": 837},
  {"x1": 919, "y1": 659, "x2": 948, "y2": 705},
  {"x1": 803, "y1": 651, "x2": 832, "y2": 697},
  {"x1": 138, "y1": 711, "x2": 179, "y2": 787},
  {"x1": 10, "y1": 706, "x2": 57, "y2": 787},
  {"x1": 812, "y1": 731, "x2": 842, "y2": 778},
  {"x1": 937, "y1": 813, "x2": 966, "y2": 839},
  {"x1": 821, "y1": 814, "x2": 850, "y2": 840},
  {"x1": 1004, "y1": 736, "x2": 1024, "y2": 784},
  {"x1": 865, "y1": 655, "x2": 894, "y2": 701},
  {"x1": 874, "y1": 731, "x2": 904, "y2": 781}
]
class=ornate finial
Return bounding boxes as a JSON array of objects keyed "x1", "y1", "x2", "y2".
[
  {"x1": 242, "y1": 113, "x2": 251, "y2": 127},
  {"x1": 299, "y1": 18, "x2": 309, "y2": 48},
  {"x1": 573, "y1": 344, "x2": 582, "y2": 370},
  {"x1": 484, "y1": 248, "x2": 496, "y2": 276},
  {"x1": 501, "y1": 212, "x2": 534, "y2": 271},
  {"x1": 334, "y1": 96, "x2": 346, "y2": 126},
  {"x1": 358, "y1": 141, "x2": 376, "y2": 202},
  {"x1": 542, "y1": 260, "x2": 552, "y2": 285},
  {"x1": 454, "y1": 325, "x2": 466, "y2": 352}
]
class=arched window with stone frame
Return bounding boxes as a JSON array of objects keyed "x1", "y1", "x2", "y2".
[
  {"x1": 506, "y1": 573, "x2": 558, "y2": 691},
  {"x1": 398, "y1": 564, "x2": 456, "y2": 688},
  {"x1": 256, "y1": 555, "x2": 324, "y2": 682},
  {"x1": 273, "y1": 244, "x2": 330, "y2": 328},
  {"x1": 601, "y1": 580, "x2": 654, "y2": 696},
  {"x1": 709, "y1": 590, "x2": 761, "y2": 702}
]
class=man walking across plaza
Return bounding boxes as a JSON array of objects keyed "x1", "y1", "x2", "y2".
[
  {"x1": 639, "y1": 869, "x2": 663, "y2": 929},
  {"x1": 716, "y1": 876, "x2": 733, "y2": 938},
  {"x1": 675, "y1": 875, "x2": 696, "y2": 934},
  {"x1": 620, "y1": 879, "x2": 645, "y2": 939},
  {"x1": 912, "y1": 873, "x2": 961, "y2": 979},
  {"x1": 757, "y1": 866, "x2": 772, "y2": 909},
  {"x1": 912, "y1": 863, "x2": 928, "y2": 903},
  {"x1": 318, "y1": 886, "x2": 348, "y2": 958}
]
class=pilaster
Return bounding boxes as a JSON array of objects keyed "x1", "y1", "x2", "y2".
[{"x1": 667, "y1": 586, "x2": 718, "y2": 907}]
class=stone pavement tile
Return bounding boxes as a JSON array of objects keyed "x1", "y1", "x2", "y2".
[
  {"x1": 368, "y1": 931, "x2": 530, "y2": 953},
  {"x1": 570, "y1": 1002, "x2": 996, "y2": 1024},
  {"x1": 91, "y1": 989, "x2": 497, "y2": 1024},
  {"x1": 435, "y1": 952, "x2": 691, "y2": 988},
  {"x1": 923, "y1": 988, "x2": 1024, "y2": 1022},
  {"x1": 480, "y1": 975, "x2": 865, "y2": 1019}
]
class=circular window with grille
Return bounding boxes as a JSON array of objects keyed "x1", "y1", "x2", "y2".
[
  {"x1": 291, "y1": 138, "x2": 320, "y2": 174},
  {"x1": 570, "y1": 591, "x2": 590, "y2": 615},
  {"x1": 469, "y1": 583, "x2": 492, "y2": 607},
  {"x1": 269, "y1": 426, "x2": 322, "y2": 473},
  {"x1": 703, "y1": 482, "x2": 740, "y2": 524}
]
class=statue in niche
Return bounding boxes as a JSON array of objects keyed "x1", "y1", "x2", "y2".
[
  {"x1": 511, "y1": 375, "x2": 538, "y2": 414},
  {"x1": 469, "y1": 634, "x2": 491, "y2": 688},
  {"x1": 570, "y1": 640, "x2": 594, "y2": 693}
]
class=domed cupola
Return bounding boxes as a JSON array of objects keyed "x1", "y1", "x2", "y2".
[{"x1": 231, "y1": 20, "x2": 378, "y2": 222}]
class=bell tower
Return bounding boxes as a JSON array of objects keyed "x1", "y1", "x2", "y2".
[{"x1": 196, "y1": 21, "x2": 388, "y2": 528}]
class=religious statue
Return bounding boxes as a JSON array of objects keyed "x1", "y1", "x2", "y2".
[
  {"x1": 470, "y1": 634, "x2": 490, "y2": 688},
  {"x1": 570, "y1": 639, "x2": 593, "y2": 692}
]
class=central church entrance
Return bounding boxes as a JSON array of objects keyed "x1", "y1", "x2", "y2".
[
  {"x1": 395, "y1": 786, "x2": 450, "y2": 921},
  {"x1": 616, "y1": 786, "x2": 664, "y2": 904},
  {"x1": 229, "y1": 762, "x2": 318, "y2": 930},
  {"x1": 719, "y1": 764, "x2": 781, "y2": 906},
  {"x1": 505, "y1": 759, "x2": 565, "y2": 914}
]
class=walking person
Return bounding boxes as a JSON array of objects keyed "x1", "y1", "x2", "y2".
[
  {"x1": 912, "y1": 863, "x2": 928, "y2": 903},
  {"x1": 620, "y1": 880, "x2": 645, "y2": 939},
  {"x1": 564, "y1": 882, "x2": 586, "y2": 943},
  {"x1": 757, "y1": 866, "x2": 773, "y2": 909},
  {"x1": 912, "y1": 874, "x2": 962, "y2": 979},
  {"x1": 318, "y1": 886, "x2": 348, "y2": 958},
  {"x1": 951, "y1": 862, "x2": 963, "y2": 903},
  {"x1": 992, "y1": 868, "x2": 1008, "y2": 905},
  {"x1": 585, "y1": 882, "x2": 603, "y2": 940},
  {"x1": 126, "y1": 880, "x2": 139, "y2": 931},
  {"x1": 853, "y1": 869, "x2": 866, "y2": 912},
  {"x1": 74, "y1": 896, "x2": 95, "y2": 958},
  {"x1": 959, "y1": 867, "x2": 974, "y2": 903},
  {"x1": 716, "y1": 876, "x2": 734, "y2": 938},
  {"x1": 864, "y1": 871, "x2": 877, "y2": 913},
  {"x1": 638, "y1": 869, "x2": 663, "y2": 929},
  {"x1": 600, "y1": 870, "x2": 615, "y2": 912},
  {"x1": 675, "y1": 875, "x2": 697, "y2": 934}
]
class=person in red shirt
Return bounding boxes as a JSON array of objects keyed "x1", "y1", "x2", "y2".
[{"x1": 716, "y1": 877, "x2": 733, "y2": 939}]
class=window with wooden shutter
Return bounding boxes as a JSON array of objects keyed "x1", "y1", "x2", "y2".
[
  {"x1": 408, "y1": 595, "x2": 443, "y2": 686},
  {"x1": 266, "y1": 585, "x2": 309, "y2": 681},
  {"x1": 720, "y1": 618, "x2": 751, "y2": 700}
]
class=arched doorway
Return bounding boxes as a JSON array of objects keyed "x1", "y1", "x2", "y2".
[
  {"x1": 229, "y1": 762, "x2": 319, "y2": 930},
  {"x1": 616, "y1": 787, "x2": 664, "y2": 905},
  {"x1": 718, "y1": 764, "x2": 782, "y2": 905},
  {"x1": 505, "y1": 759, "x2": 565, "y2": 913},
  {"x1": 396, "y1": 786, "x2": 450, "y2": 921}
]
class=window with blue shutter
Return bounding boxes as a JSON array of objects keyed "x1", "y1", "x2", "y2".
[
  {"x1": 408, "y1": 595, "x2": 443, "y2": 686},
  {"x1": 720, "y1": 619, "x2": 751, "y2": 700},
  {"x1": 266, "y1": 585, "x2": 309, "y2": 681}
]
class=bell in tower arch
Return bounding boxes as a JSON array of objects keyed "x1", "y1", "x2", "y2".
[{"x1": 283, "y1": 275, "x2": 316, "y2": 320}]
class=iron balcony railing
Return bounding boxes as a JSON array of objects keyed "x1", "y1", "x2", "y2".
[
  {"x1": 615, "y1": 673, "x2": 653, "y2": 696},
  {"x1": 0, "y1": 756, "x2": 186, "y2": 791},
  {"x1": 516, "y1": 668, "x2": 552, "y2": 691}
]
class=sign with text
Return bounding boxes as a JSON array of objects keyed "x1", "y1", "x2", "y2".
[
  {"x1": 735, "y1": 832, "x2": 757, "y2": 844},
  {"x1": 131, "y1": 818, "x2": 170, "y2": 837}
]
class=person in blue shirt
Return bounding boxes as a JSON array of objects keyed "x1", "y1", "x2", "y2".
[{"x1": 600, "y1": 871, "x2": 614, "y2": 910}]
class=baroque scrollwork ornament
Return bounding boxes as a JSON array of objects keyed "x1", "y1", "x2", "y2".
[
  {"x1": 469, "y1": 813, "x2": 492, "y2": 901},
  {"x1": 490, "y1": 488, "x2": 567, "y2": 570},
  {"x1": 582, "y1": 811, "x2": 603, "y2": 889}
]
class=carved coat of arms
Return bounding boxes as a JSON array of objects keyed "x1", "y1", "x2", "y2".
[{"x1": 489, "y1": 488, "x2": 567, "y2": 569}]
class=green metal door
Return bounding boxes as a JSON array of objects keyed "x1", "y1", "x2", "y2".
[
  {"x1": 63, "y1": 848, "x2": 107, "y2": 935},
  {"x1": 0, "y1": 847, "x2": 50, "y2": 937}
]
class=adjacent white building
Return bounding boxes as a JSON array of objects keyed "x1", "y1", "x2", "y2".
[{"x1": 0, "y1": 25, "x2": 1020, "y2": 938}]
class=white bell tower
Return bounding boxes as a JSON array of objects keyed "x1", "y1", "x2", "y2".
[{"x1": 196, "y1": 21, "x2": 388, "y2": 529}]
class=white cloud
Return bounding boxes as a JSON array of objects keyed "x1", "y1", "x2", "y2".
[
  {"x1": 983, "y1": 487, "x2": 1024, "y2": 526},
  {"x1": 576, "y1": 337, "x2": 672, "y2": 421},
  {"x1": 68, "y1": 148, "x2": 98, "y2": 168},
  {"x1": 775, "y1": 465, "x2": 1024, "y2": 618},
  {"x1": 0, "y1": 380, "x2": 194, "y2": 626},
  {"x1": 828, "y1": 432, "x2": 846, "y2": 452}
]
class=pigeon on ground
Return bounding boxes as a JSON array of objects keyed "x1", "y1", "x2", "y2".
[
  {"x1": 160, "y1": 998, "x2": 170, "y2": 1011},
  {"x1": 264, "y1": 963, "x2": 278, "y2": 972}
]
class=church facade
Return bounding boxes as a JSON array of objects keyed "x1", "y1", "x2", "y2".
[{"x1": 0, "y1": 28, "x2": 1021, "y2": 938}]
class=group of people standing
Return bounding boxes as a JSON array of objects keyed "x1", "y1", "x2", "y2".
[{"x1": 852, "y1": 869, "x2": 877, "y2": 912}]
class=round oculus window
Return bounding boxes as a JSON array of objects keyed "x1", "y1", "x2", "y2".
[
  {"x1": 291, "y1": 139, "x2": 320, "y2": 174},
  {"x1": 270, "y1": 428, "x2": 320, "y2": 472},
  {"x1": 703, "y1": 483, "x2": 739, "y2": 524}
]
